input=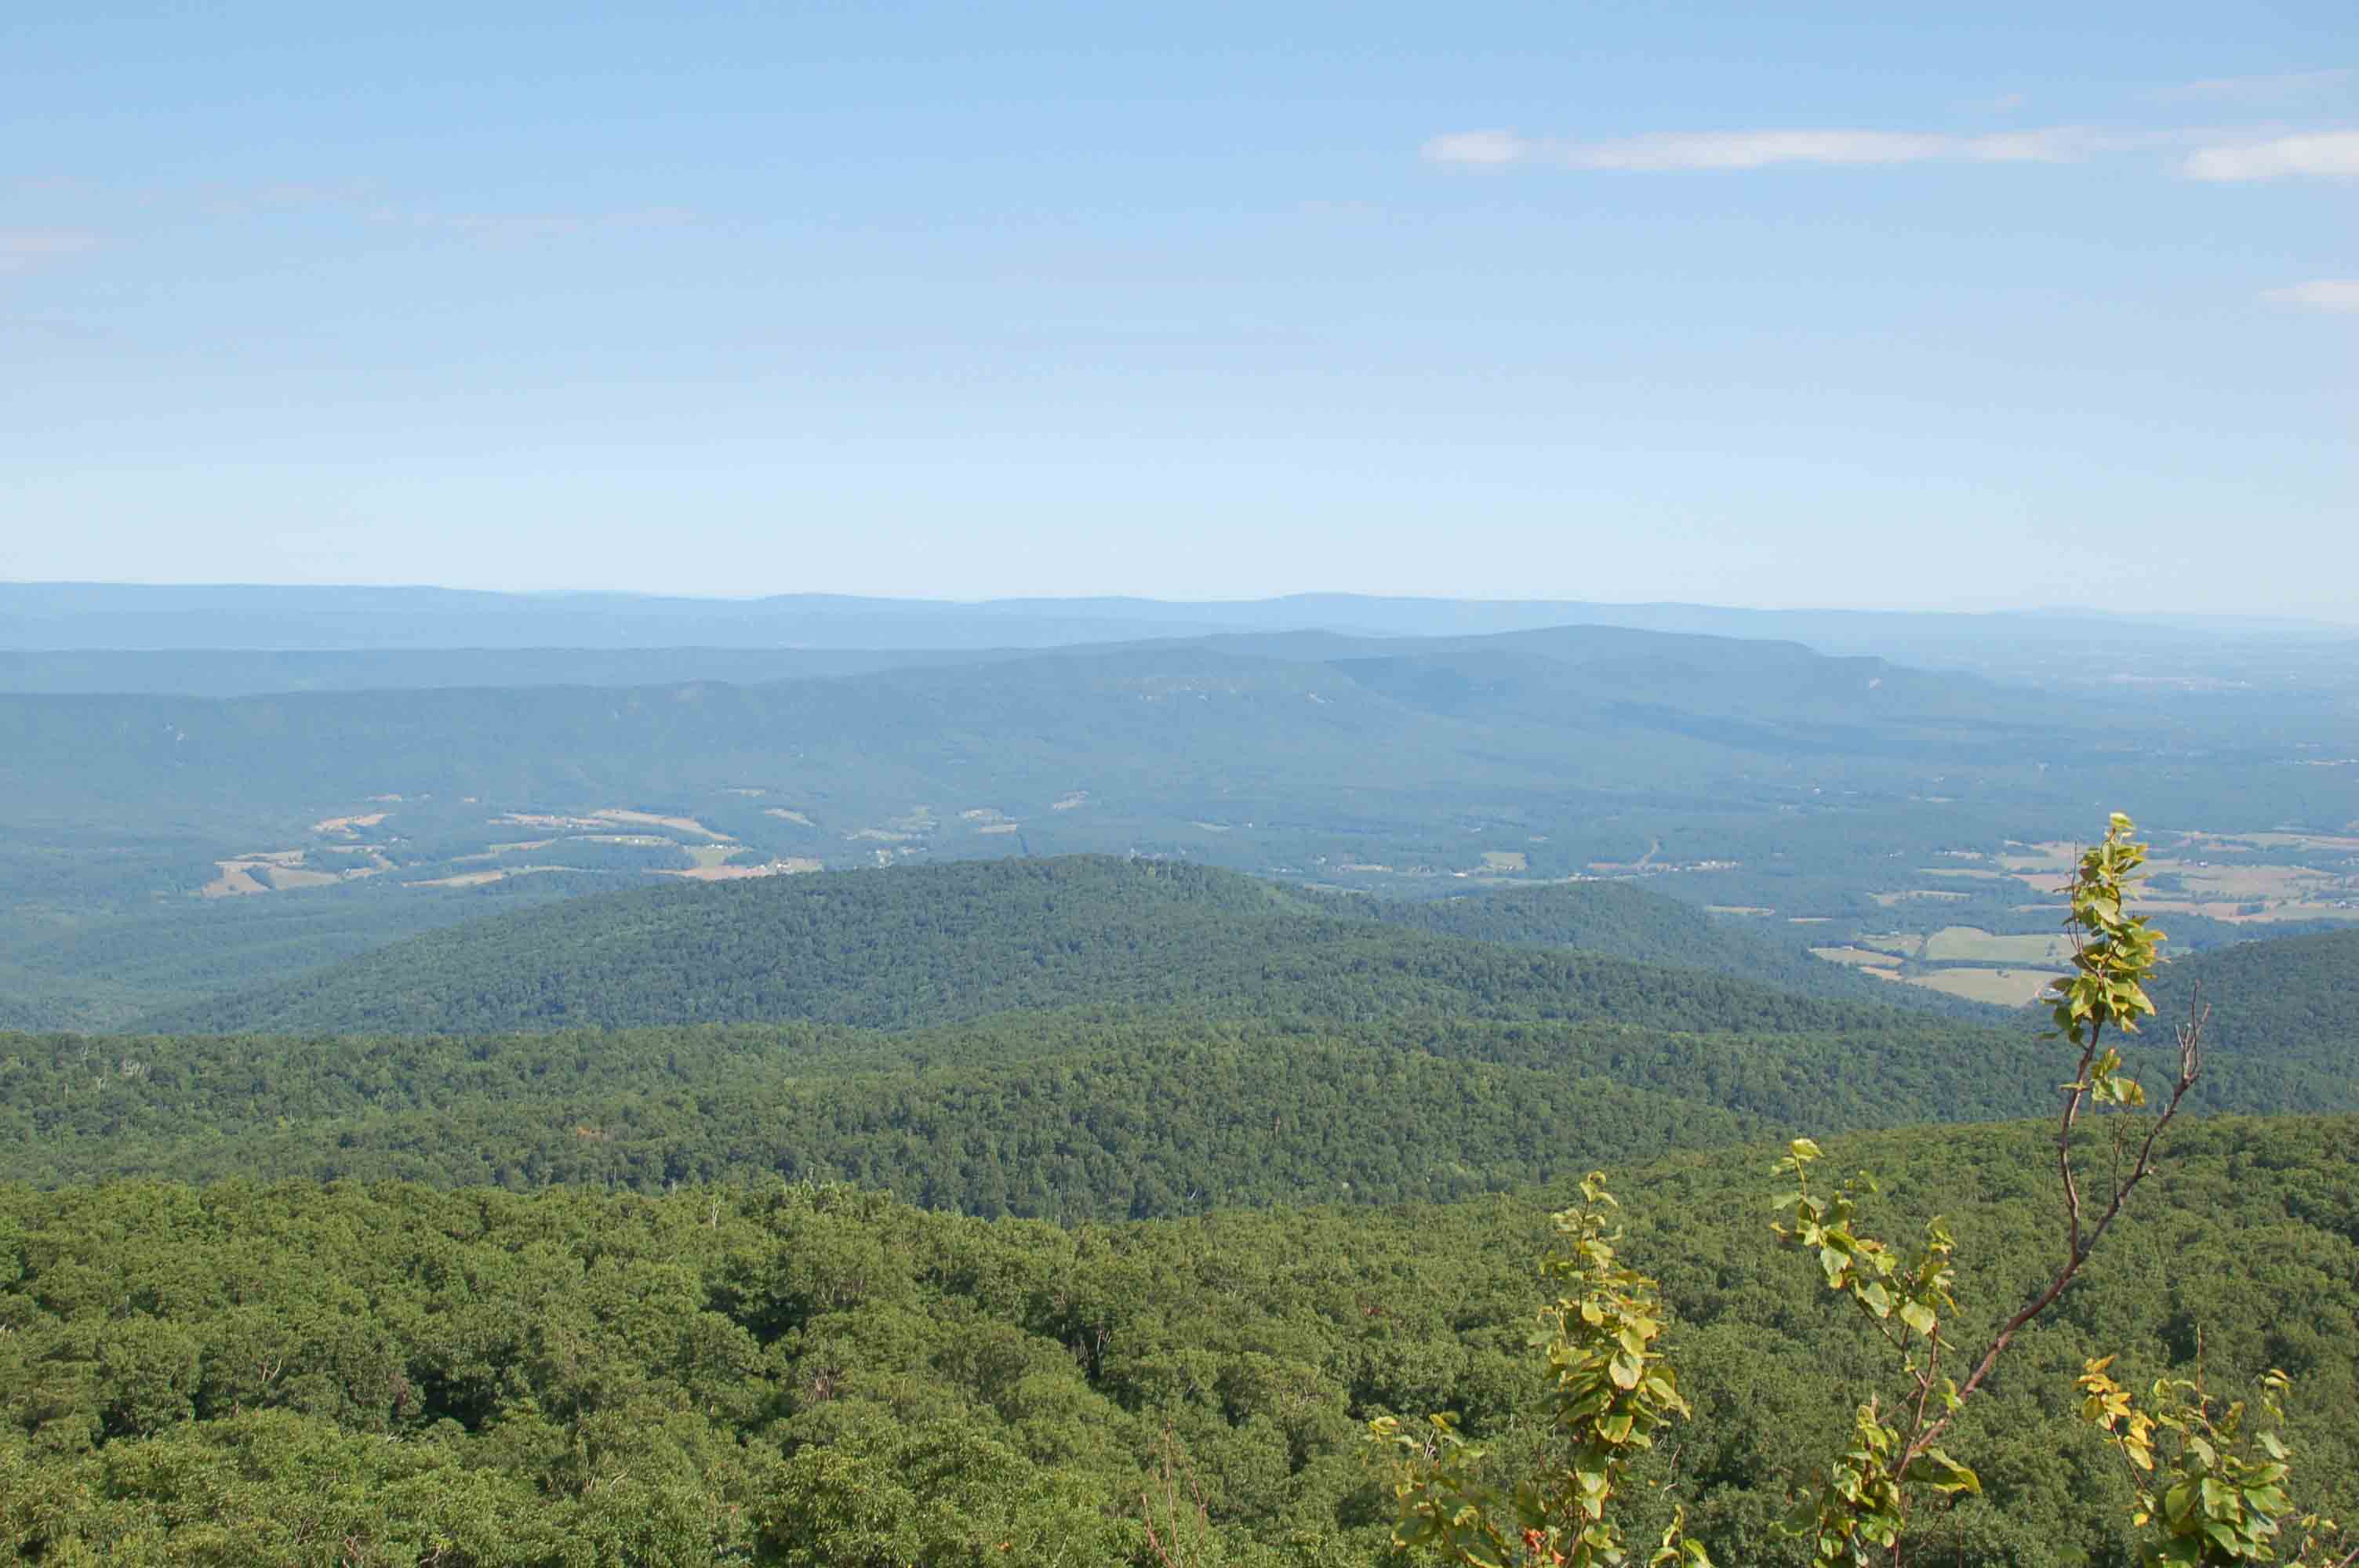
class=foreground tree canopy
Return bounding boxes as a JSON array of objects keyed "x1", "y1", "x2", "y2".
[{"x1": 3, "y1": 1113, "x2": 2356, "y2": 1566}]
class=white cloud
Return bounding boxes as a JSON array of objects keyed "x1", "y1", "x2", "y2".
[
  {"x1": 2183, "y1": 130, "x2": 2359, "y2": 180},
  {"x1": 1423, "y1": 125, "x2": 2172, "y2": 172},
  {"x1": 2263, "y1": 278, "x2": 2359, "y2": 312},
  {"x1": 0, "y1": 230, "x2": 96, "y2": 274},
  {"x1": 370, "y1": 206, "x2": 696, "y2": 241},
  {"x1": 1560, "y1": 129, "x2": 1959, "y2": 169},
  {"x1": 1419, "y1": 130, "x2": 1531, "y2": 167},
  {"x1": 2158, "y1": 68, "x2": 2353, "y2": 105}
]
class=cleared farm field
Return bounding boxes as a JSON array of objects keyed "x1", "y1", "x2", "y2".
[
  {"x1": 1808, "y1": 946, "x2": 1904, "y2": 975},
  {"x1": 1922, "y1": 925, "x2": 2073, "y2": 964},
  {"x1": 1903, "y1": 967, "x2": 2062, "y2": 1006}
]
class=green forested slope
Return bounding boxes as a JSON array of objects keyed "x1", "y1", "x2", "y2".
[
  {"x1": 0, "y1": 1020, "x2": 1761, "y2": 1206},
  {"x1": 1330, "y1": 878, "x2": 1928, "y2": 1006},
  {"x1": 0, "y1": 873, "x2": 617, "y2": 1033},
  {"x1": 0, "y1": 1006, "x2": 2052, "y2": 1201},
  {"x1": 16, "y1": 987, "x2": 2351, "y2": 1204},
  {"x1": 4, "y1": 1116, "x2": 2354, "y2": 1566},
  {"x1": 140, "y1": 856, "x2": 1914, "y2": 1038},
  {"x1": 2150, "y1": 927, "x2": 2359, "y2": 1064}
]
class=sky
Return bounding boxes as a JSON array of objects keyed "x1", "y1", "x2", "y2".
[{"x1": 3, "y1": 2, "x2": 2354, "y2": 615}]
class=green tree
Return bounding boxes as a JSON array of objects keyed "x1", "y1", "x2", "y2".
[
  {"x1": 1777, "y1": 814, "x2": 2207, "y2": 1564},
  {"x1": 1366, "y1": 1172, "x2": 1710, "y2": 1568},
  {"x1": 2077, "y1": 1360, "x2": 2357, "y2": 1568},
  {"x1": 1372, "y1": 813, "x2": 2337, "y2": 1568}
]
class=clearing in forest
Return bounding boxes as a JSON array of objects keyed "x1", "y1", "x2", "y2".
[
  {"x1": 1921, "y1": 926, "x2": 2073, "y2": 964},
  {"x1": 591, "y1": 809, "x2": 732, "y2": 840},
  {"x1": 1901, "y1": 966, "x2": 2063, "y2": 1006}
]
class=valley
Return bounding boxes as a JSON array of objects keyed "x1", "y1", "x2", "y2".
[
  {"x1": 3, "y1": 593, "x2": 2355, "y2": 1567},
  {"x1": 2, "y1": 612, "x2": 2352, "y2": 1033},
  {"x1": 13, "y1": 3, "x2": 2359, "y2": 1553}
]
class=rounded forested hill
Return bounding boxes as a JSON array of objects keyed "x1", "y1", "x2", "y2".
[
  {"x1": 2148, "y1": 927, "x2": 2359, "y2": 1087},
  {"x1": 1325, "y1": 878, "x2": 1939, "y2": 1008},
  {"x1": 142, "y1": 855, "x2": 1920, "y2": 1038}
]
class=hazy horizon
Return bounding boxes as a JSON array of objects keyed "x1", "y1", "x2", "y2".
[
  {"x1": 7, "y1": 2, "x2": 2354, "y2": 617},
  {"x1": 5, "y1": 577, "x2": 2356, "y2": 629}
]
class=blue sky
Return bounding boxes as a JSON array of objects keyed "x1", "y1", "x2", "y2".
[{"x1": 4, "y1": 2, "x2": 2353, "y2": 615}]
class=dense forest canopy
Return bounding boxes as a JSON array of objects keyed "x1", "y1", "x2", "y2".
[{"x1": 4, "y1": 1118, "x2": 2354, "y2": 1566}]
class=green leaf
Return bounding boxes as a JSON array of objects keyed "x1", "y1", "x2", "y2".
[{"x1": 1903, "y1": 1449, "x2": 1981, "y2": 1496}]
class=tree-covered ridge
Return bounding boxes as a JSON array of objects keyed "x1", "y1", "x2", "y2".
[
  {"x1": 137, "y1": 855, "x2": 1925, "y2": 1037},
  {"x1": 0, "y1": 630, "x2": 2023, "y2": 819},
  {"x1": 15, "y1": 973, "x2": 2353, "y2": 1206},
  {"x1": 3, "y1": 1116, "x2": 2354, "y2": 1566},
  {"x1": 1328, "y1": 879, "x2": 1927, "y2": 1007},
  {"x1": 0, "y1": 1020, "x2": 1760, "y2": 1207},
  {"x1": 0, "y1": 1002, "x2": 2070, "y2": 1203},
  {"x1": 2150, "y1": 927, "x2": 2359, "y2": 1065}
]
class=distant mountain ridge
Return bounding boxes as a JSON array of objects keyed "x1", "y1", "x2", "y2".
[
  {"x1": 0, "y1": 624, "x2": 2083, "y2": 826},
  {"x1": 7, "y1": 583, "x2": 2350, "y2": 682}
]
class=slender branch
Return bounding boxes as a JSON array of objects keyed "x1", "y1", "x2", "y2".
[
  {"x1": 2058, "y1": 911, "x2": 2099, "y2": 1269},
  {"x1": 1905, "y1": 1335, "x2": 1942, "y2": 1450},
  {"x1": 1903, "y1": 998, "x2": 2205, "y2": 1468}
]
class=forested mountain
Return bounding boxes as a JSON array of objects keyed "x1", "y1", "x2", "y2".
[
  {"x1": 0, "y1": 626, "x2": 2062, "y2": 824},
  {"x1": 12, "y1": 859, "x2": 2342, "y2": 1205},
  {"x1": 0, "y1": 872, "x2": 613, "y2": 1034},
  {"x1": 1326, "y1": 878, "x2": 1921, "y2": 1004},
  {"x1": 138, "y1": 856, "x2": 1946, "y2": 1037},
  {"x1": 5, "y1": 1117, "x2": 2354, "y2": 1565},
  {"x1": 7, "y1": 611, "x2": 2350, "y2": 1037},
  {"x1": 16, "y1": 616, "x2": 2339, "y2": 838},
  {"x1": 0, "y1": 645, "x2": 1018, "y2": 697},
  {"x1": 2150, "y1": 927, "x2": 2359, "y2": 1071}
]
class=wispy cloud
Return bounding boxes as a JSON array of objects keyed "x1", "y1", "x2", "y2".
[
  {"x1": 2263, "y1": 278, "x2": 2359, "y2": 313},
  {"x1": 0, "y1": 230, "x2": 97, "y2": 274},
  {"x1": 194, "y1": 180, "x2": 380, "y2": 218},
  {"x1": 372, "y1": 205, "x2": 697, "y2": 241},
  {"x1": 1423, "y1": 125, "x2": 2186, "y2": 172},
  {"x1": 2157, "y1": 68, "x2": 2353, "y2": 106},
  {"x1": 2182, "y1": 130, "x2": 2359, "y2": 180}
]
